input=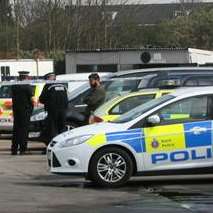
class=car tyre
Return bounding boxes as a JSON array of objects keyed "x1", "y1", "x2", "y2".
[{"x1": 89, "y1": 147, "x2": 133, "y2": 187}]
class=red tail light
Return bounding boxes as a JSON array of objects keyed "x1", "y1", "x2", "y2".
[
  {"x1": 93, "y1": 115, "x2": 103, "y2": 123},
  {"x1": 89, "y1": 115, "x2": 103, "y2": 124}
]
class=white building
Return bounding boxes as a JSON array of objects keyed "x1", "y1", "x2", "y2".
[
  {"x1": 0, "y1": 59, "x2": 54, "y2": 81},
  {"x1": 65, "y1": 48, "x2": 213, "y2": 74}
]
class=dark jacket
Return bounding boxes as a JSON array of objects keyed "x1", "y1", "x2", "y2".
[
  {"x1": 39, "y1": 83, "x2": 68, "y2": 112},
  {"x1": 83, "y1": 85, "x2": 106, "y2": 113},
  {"x1": 11, "y1": 84, "x2": 34, "y2": 112}
]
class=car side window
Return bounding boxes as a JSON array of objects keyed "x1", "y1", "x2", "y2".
[
  {"x1": 183, "y1": 79, "x2": 198, "y2": 86},
  {"x1": 156, "y1": 96, "x2": 208, "y2": 125},
  {"x1": 110, "y1": 94, "x2": 155, "y2": 115},
  {"x1": 72, "y1": 89, "x2": 91, "y2": 106},
  {"x1": 198, "y1": 78, "x2": 213, "y2": 86},
  {"x1": 0, "y1": 86, "x2": 12, "y2": 98}
]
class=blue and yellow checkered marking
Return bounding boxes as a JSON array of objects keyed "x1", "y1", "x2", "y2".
[
  {"x1": 87, "y1": 121, "x2": 213, "y2": 153},
  {"x1": 184, "y1": 121, "x2": 212, "y2": 148},
  {"x1": 106, "y1": 129, "x2": 145, "y2": 153},
  {"x1": 144, "y1": 123, "x2": 185, "y2": 153}
]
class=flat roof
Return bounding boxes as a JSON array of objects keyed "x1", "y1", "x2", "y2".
[
  {"x1": 66, "y1": 47, "x2": 188, "y2": 54},
  {"x1": 0, "y1": 59, "x2": 53, "y2": 62}
]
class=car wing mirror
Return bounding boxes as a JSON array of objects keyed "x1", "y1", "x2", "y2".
[{"x1": 147, "y1": 114, "x2": 161, "y2": 125}]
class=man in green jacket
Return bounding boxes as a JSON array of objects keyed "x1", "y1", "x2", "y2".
[{"x1": 83, "y1": 73, "x2": 106, "y2": 122}]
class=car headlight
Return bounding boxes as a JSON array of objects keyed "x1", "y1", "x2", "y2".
[
  {"x1": 58, "y1": 135, "x2": 93, "y2": 148},
  {"x1": 30, "y1": 111, "x2": 47, "y2": 121}
]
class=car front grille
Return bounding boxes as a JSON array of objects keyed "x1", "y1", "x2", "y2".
[
  {"x1": 52, "y1": 152, "x2": 61, "y2": 168},
  {"x1": 47, "y1": 149, "x2": 51, "y2": 167}
]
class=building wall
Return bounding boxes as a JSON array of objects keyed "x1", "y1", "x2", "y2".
[
  {"x1": 0, "y1": 59, "x2": 54, "y2": 78},
  {"x1": 65, "y1": 49, "x2": 193, "y2": 74},
  {"x1": 188, "y1": 48, "x2": 213, "y2": 64}
]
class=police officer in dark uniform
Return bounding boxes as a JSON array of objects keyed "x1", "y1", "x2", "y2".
[
  {"x1": 83, "y1": 73, "x2": 106, "y2": 122},
  {"x1": 11, "y1": 71, "x2": 34, "y2": 155},
  {"x1": 39, "y1": 73, "x2": 68, "y2": 145}
]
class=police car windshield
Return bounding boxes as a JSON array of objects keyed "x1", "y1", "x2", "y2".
[
  {"x1": 105, "y1": 78, "x2": 140, "y2": 101},
  {"x1": 112, "y1": 95, "x2": 175, "y2": 123}
]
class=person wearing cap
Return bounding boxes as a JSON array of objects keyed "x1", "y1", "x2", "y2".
[
  {"x1": 11, "y1": 71, "x2": 34, "y2": 155},
  {"x1": 43, "y1": 72, "x2": 56, "y2": 80},
  {"x1": 39, "y1": 73, "x2": 68, "y2": 146},
  {"x1": 83, "y1": 73, "x2": 106, "y2": 122}
]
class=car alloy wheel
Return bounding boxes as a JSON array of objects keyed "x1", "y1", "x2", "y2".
[
  {"x1": 97, "y1": 153, "x2": 127, "y2": 183},
  {"x1": 89, "y1": 147, "x2": 133, "y2": 187}
]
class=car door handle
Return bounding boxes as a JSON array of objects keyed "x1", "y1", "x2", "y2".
[{"x1": 189, "y1": 126, "x2": 207, "y2": 135}]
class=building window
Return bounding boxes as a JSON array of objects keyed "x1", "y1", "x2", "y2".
[
  {"x1": 174, "y1": 10, "x2": 191, "y2": 18},
  {"x1": 1, "y1": 66, "x2": 10, "y2": 80},
  {"x1": 77, "y1": 64, "x2": 117, "y2": 73}
]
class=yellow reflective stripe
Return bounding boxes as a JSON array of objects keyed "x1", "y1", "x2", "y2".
[
  {"x1": 34, "y1": 84, "x2": 44, "y2": 98},
  {"x1": 2, "y1": 111, "x2": 11, "y2": 116},
  {"x1": 155, "y1": 91, "x2": 162, "y2": 98},
  {"x1": 144, "y1": 124, "x2": 185, "y2": 153},
  {"x1": 34, "y1": 85, "x2": 39, "y2": 97},
  {"x1": 170, "y1": 114, "x2": 190, "y2": 119},
  {"x1": 102, "y1": 115, "x2": 119, "y2": 122},
  {"x1": 86, "y1": 134, "x2": 107, "y2": 148}
]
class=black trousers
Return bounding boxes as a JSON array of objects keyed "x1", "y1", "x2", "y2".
[
  {"x1": 44, "y1": 110, "x2": 66, "y2": 145},
  {"x1": 11, "y1": 109, "x2": 31, "y2": 153}
]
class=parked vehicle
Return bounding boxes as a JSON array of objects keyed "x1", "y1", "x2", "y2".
[
  {"x1": 56, "y1": 72, "x2": 113, "y2": 81},
  {"x1": 56, "y1": 72, "x2": 113, "y2": 94},
  {"x1": 4, "y1": 67, "x2": 213, "y2": 140},
  {"x1": 47, "y1": 87, "x2": 213, "y2": 187},
  {"x1": 29, "y1": 81, "x2": 111, "y2": 139},
  {"x1": 90, "y1": 89, "x2": 173, "y2": 123},
  {"x1": 0, "y1": 80, "x2": 69, "y2": 135},
  {"x1": 29, "y1": 67, "x2": 213, "y2": 141},
  {"x1": 0, "y1": 81, "x2": 45, "y2": 133}
]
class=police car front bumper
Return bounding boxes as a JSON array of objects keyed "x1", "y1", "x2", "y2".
[{"x1": 47, "y1": 143, "x2": 94, "y2": 175}]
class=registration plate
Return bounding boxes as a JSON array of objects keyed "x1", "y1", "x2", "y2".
[
  {"x1": 28, "y1": 132, "x2": 41, "y2": 138},
  {"x1": 0, "y1": 118, "x2": 12, "y2": 123},
  {"x1": 0, "y1": 118, "x2": 13, "y2": 127}
]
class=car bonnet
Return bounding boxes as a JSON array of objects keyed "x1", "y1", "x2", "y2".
[{"x1": 52, "y1": 122, "x2": 128, "y2": 143}]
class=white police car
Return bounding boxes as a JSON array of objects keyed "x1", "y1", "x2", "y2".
[{"x1": 47, "y1": 87, "x2": 213, "y2": 187}]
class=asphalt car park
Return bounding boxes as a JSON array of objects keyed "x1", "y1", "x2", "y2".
[{"x1": 0, "y1": 140, "x2": 213, "y2": 213}]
